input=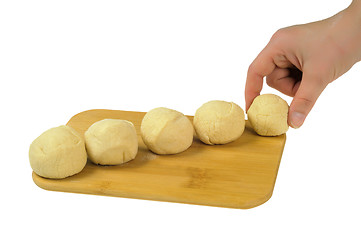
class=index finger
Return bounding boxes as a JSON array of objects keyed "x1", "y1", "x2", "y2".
[{"x1": 245, "y1": 47, "x2": 277, "y2": 111}]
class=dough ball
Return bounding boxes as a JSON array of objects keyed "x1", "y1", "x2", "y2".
[
  {"x1": 85, "y1": 119, "x2": 138, "y2": 165},
  {"x1": 141, "y1": 107, "x2": 193, "y2": 155},
  {"x1": 193, "y1": 100, "x2": 245, "y2": 145},
  {"x1": 247, "y1": 94, "x2": 289, "y2": 136},
  {"x1": 29, "y1": 125, "x2": 87, "y2": 179}
]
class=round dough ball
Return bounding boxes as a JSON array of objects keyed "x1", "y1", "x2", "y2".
[
  {"x1": 247, "y1": 94, "x2": 289, "y2": 136},
  {"x1": 29, "y1": 125, "x2": 87, "y2": 179},
  {"x1": 193, "y1": 100, "x2": 245, "y2": 145},
  {"x1": 141, "y1": 107, "x2": 193, "y2": 155},
  {"x1": 85, "y1": 119, "x2": 138, "y2": 165}
]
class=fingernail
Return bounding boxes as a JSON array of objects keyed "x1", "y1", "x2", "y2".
[{"x1": 290, "y1": 112, "x2": 305, "y2": 129}]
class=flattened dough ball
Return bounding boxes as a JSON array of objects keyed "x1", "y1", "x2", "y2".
[
  {"x1": 141, "y1": 107, "x2": 193, "y2": 155},
  {"x1": 85, "y1": 119, "x2": 138, "y2": 165},
  {"x1": 29, "y1": 125, "x2": 87, "y2": 179},
  {"x1": 193, "y1": 100, "x2": 245, "y2": 145},
  {"x1": 247, "y1": 94, "x2": 289, "y2": 136}
]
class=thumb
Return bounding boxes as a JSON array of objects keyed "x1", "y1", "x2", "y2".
[{"x1": 289, "y1": 71, "x2": 328, "y2": 128}]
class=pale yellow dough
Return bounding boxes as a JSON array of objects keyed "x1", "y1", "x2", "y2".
[
  {"x1": 29, "y1": 125, "x2": 87, "y2": 179},
  {"x1": 193, "y1": 100, "x2": 245, "y2": 145},
  {"x1": 141, "y1": 107, "x2": 193, "y2": 154},
  {"x1": 85, "y1": 119, "x2": 138, "y2": 165},
  {"x1": 247, "y1": 94, "x2": 289, "y2": 136}
]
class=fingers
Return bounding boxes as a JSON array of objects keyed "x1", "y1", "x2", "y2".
[
  {"x1": 245, "y1": 48, "x2": 277, "y2": 111},
  {"x1": 288, "y1": 69, "x2": 329, "y2": 128},
  {"x1": 266, "y1": 67, "x2": 302, "y2": 96}
]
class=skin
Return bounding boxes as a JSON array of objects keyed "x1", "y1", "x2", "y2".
[{"x1": 245, "y1": 0, "x2": 361, "y2": 128}]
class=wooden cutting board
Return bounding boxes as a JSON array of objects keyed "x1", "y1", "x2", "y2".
[{"x1": 32, "y1": 109, "x2": 286, "y2": 209}]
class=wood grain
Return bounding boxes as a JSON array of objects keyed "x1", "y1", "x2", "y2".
[{"x1": 32, "y1": 109, "x2": 286, "y2": 209}]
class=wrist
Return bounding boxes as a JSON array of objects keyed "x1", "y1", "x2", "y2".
[
  {"x1": 331, "y1": 4, "x2": 361, "y2": 63},
  {"x1": 345, "y1": 0, "x2": 361, "y2": 23}
]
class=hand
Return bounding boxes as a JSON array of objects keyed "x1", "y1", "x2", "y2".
[{"x1": 245, "y1": 3, "x2": 361, "y2": 128}]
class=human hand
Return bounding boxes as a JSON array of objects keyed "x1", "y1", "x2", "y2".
[{"x1": 245, "y1": 2, "x2": 361, "y2": 128}]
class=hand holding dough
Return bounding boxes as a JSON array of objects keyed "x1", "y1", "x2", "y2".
[
  {"x1": 193, "y1": 100, "x2": 245, "y2": 145},
  {"x1": 85, "y1": 119, "x2": 138, "y2": 165},
  {"x1": 141, "y1": 107, "x2": 193, "y2": 155},
  {"x1": 247, "y1": 94, "x2": 289, "y2": 136},
  {"x1": 29, "y1": 125, "x2": 87, "y2": 179}
]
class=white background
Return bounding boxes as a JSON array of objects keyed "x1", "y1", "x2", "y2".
[{"x1": 1, "y1": 0, "x2": 360, "y2": 239}]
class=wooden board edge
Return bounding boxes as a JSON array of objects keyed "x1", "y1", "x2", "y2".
[
  {"x1": 32, "y1": 171, "x2": 275, "y2": 209},
  {"x1": 66, "y1": 109, "x2": 142, "y2": 124}
]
